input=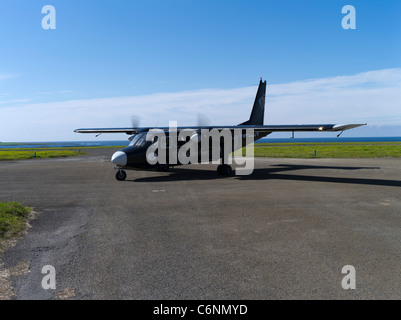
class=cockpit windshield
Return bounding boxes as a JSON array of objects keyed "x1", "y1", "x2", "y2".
[{"x1": 128, "y1": 133, "x2": 147, "y2": 147}]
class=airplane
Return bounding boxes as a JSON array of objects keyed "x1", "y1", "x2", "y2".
[{"x1": 74, "y1": 79, "x2": 366, "y2": 180}]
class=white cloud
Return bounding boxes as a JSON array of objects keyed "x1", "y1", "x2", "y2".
[
  {"x1": 267, "y1": 68, "x2": 401, "y2": 125},
  {"x1": 1, "y1": 68, "x2": 400, "y2": 141}
]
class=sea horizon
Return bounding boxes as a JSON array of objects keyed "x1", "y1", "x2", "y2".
[{"x1": 1, "y1": 136, "x2": 401, "y2": 149}]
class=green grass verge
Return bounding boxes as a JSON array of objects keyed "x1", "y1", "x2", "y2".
[
  {"x1": 0, "y1": 202, "x2": 31, "y2": 240},
  {"x1": 0, "y1": 149, "x2": 86, "y2": 161},
  {"x1": 238, "y1": 142, "x2": 401, "y2": 158},
  {"x1": 1, "y1": 142, "x2": 400, "y2": 160}
]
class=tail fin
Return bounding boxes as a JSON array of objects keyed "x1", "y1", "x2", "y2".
[{"x1": 240, "y1": 78, "x2": 266, "y2": 126}]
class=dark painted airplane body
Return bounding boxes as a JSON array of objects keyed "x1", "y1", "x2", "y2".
[{"x1": 75, "y1": 79, "x2": 366, "y2": 180}]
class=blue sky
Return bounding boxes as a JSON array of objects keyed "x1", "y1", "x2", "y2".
[{"x1": 0, "y1": 0, "x2": 400, "y2": 141}]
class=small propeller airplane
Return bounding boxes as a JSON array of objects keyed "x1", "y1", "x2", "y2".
[{"x1": 74, "y1": 78, "x2": 366, "y2": 180}]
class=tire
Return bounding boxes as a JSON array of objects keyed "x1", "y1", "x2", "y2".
[
  {"x1": 223, "y1": 165, "x2": 233, "y2": 176},
  {"x1": 217, "y1": 164, "x2": 232, "y2": 176},
  {"x1": 115, "y1": 170, "x2": 127, "y2": 181}
]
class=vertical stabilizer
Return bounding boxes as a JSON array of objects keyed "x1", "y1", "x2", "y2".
[{"x1": 240, "y1": 78, "x2": 266, "y2": 126}]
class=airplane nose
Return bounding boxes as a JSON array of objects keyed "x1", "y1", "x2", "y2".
[{"x1": 111, "y1": 151, "x2": 127, "y2": 167}]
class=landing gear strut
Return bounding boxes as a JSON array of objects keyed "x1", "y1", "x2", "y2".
[
  {"x1": 115, "y1": 169, "x2": 127, "y2": 181},
  {"x1": 217, "y1": 164, "x2": 233, "y2": 176}
]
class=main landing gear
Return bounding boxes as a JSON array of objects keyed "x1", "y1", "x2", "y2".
[
  {"x1": 115, "y1": 169, "x2": 127, "y2": 181},
  {"x1": 217, "y1": 164, "x2": 233, "y2": 176}
]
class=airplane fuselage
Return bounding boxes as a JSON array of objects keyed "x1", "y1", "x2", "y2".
[{"x1": 111, "y1": 130, "x2": 271, "y2": 171}]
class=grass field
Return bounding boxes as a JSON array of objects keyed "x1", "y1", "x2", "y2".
[
  {"x1": 239, "y1": 141, "x2": 401, "y2": 158},
  {"x1": 1, "y1": 142, "x2": 400, "y2": 161},
  {"x1": 0, "y1": 148, "x2": 86, "y2": 161}
]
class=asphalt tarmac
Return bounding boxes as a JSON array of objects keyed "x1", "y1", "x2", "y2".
[{"x1": 1, "y1": 149, "x2": 400, "y2": 299}]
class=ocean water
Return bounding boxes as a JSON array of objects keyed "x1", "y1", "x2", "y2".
[{"x1": 1, "y1": 137, "x2": 400, "y2": 149}]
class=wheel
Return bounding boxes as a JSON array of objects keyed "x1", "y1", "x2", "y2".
[
  {"x1": 222, "y1": 164, "x2": 233, "y2": 176},
  {"x1": 115, "y1": 170, "x2": 127, "y2": 181},
  {"x1": 217, "y1": 164, "x2": 233, "y2": 176}
]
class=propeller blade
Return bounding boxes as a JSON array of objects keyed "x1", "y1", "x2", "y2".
[
  {"x1": 197, "y1": 113, "x2": 211, "y2": 127},
  {"x1": 131, "y1": 116, "x2": 140, "y2": 128}
]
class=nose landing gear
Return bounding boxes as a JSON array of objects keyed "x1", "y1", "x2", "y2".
[{"x1": 115, "y1": 169, "x2": 127, "y2": 181}]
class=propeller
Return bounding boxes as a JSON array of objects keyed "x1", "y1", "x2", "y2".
[
  {"x1": 131, "y1": 116, "x2": 140, "y2": 128},
  {"x1": 188, "y1": 113, "x2": 212, "y2": 144},
  {"x1": 128, "y1": 116, "x2": 141, "y2": 140},
  {"x1": 197, "y1": 113, "x2": 211, "y2": 127}
]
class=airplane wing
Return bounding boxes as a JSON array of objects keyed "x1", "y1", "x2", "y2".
[
  {"x1": 74, "y1": 128, "x2": 138, "y2": 134},
  {"x1": 74, "y1": 123, "x2": 366, "y2": 135},
  {"x1": 237, "y1": 123, "x2": 367, "y2": 133}
]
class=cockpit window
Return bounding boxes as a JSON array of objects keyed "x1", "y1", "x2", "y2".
[
  {"x1": 129, "y1": 134, "x2": 140, "y2": 146},
  {"x1": 136, "y1": 135, "x2": 147, "y2": 147},
  {"x1": 128, "y1": 133, "x2": 147, "y2": 147}
]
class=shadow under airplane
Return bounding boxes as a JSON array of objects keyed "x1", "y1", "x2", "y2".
[{"x1": 129, "y1": 164, "x2": 401, "y2": 188}]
